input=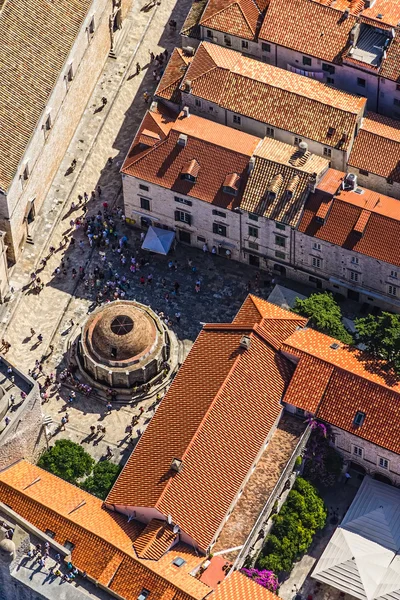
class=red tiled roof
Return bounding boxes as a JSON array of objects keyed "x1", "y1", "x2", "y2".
[
  {"x1": 180, "y1": 43, "x2": 365, "y2": 150},
  {"x1": 298, "y1": 173, "x2": 400, "y2": 267},
  {"x1": 348, "y1": 112, "x2": 400, "y2": 182},
  {"x1": 259, "y1": 0, "x2": 356, "y2": 64},
  {"x1": 212, "y1": 571, "x2": 283, "y2": 600},
  {"x1": 155, "y1": 48, "x2": 193, "y2": 104},
  {"x1": 282, "y1": 326, "x2": 400, "y2": 453},
  {"x1": 133, "y1": 519, "x2": 177, "y2": 560},
  {"x1": 107, "y1": 297, "x2": 300, "y2": 551},
  {"x1": 380, "y1": 35, "x2": 400, "y2": 82},
  {"x1": 121, "y1": 110, "x2": 260, "y2": 209},
  {"x1": 0, "y1": 461, "x2": 210, "y2": 600},
  {"x1": 200, "y1": 0, "x2": 263, "y2": 40}
]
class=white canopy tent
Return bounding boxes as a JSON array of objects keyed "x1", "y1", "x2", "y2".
[
  {"x1": 141, "y1": 226, "x2": 175, "y2": 255},
  {"x1": 313, "y1": 478, "x2": 400, "y2": 600}
]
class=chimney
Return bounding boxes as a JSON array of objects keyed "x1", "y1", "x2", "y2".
[
  {"x1": 177, "y1": 133, "x2": 188, "y2": 147},
  {"x1": 240, "y1": 335, "x2": 251, "y2": 350},
  {"x1": 183, "y1": 79, "x2": 192, "y2": 93},
  {"x1": 171, "y1": 457, "x2": 183, "y2": 473},
  {"x1": 298, "y1": 141, "x2": 308, "y2": 154},
  {"x1": 183, "y1": 106, "x2": 190, "y2": 118},
  {"x1": 364, "y1": 0, "x2": 376, "y2": 7},
  {"x1": 248, "y1": 156, "x2": 256, "y2": 173},
  {"x1": 343, "y1": 7, "x2": 350, "y2": 18}
]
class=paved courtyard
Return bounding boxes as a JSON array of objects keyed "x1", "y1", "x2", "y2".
[{"x1": 0, "y1": 0, "x2": 271, "y2": 462}]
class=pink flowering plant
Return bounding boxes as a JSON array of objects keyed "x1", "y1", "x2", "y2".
[{"x1": 241, "y1": 567, "x2": 279, "y2": 592}]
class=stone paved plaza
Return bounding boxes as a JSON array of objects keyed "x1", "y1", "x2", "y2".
[{"x1": 0, "y1": 0, "x2": 273, "y2": 463}]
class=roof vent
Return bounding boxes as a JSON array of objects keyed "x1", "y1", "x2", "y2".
[
  {"x1": 183, "y1": 79, "x2": 192, "y2": 93},
  {"x1": 330, "y1": 342, "x2": 340, "y2": 350},
  {"x1": 343, "y1": 173, "x2": 357, "y2": 190},
  {"x1": 183, "y1": 106, "x2": 190, "y2": 118},
  {"x1": 376, "y1": 13, "x2": 383, "y2": 19},
  {"x1": 185, "y1": 47, "x2": 195, "y2": 56},
  {"x1": 248, "y1": 156, "x2": 256, "y2": 173},
  {"x1": 177, "y1": 133, "x2": 188, "y2": 147},
  {"x1": 364, "y1": 0, "x2": 376, "y2": 7},
  {"x1": 171, "y1": 457, "x2": 183, "y2": 472},
  {"x1": 353, "y1": 411, "x2": 365, "y2": 427},
  {"x1": 298, "y1": 141, "x2": 308, "y2": 154},
  {"x1": 240, "y1": 335, "x2": 251, "y2": 350},
  {"x1": 343, "y1": 7, "x2": 350, "y2": 18}
]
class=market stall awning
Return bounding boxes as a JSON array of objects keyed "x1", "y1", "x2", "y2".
[{"x1": 141, "y1": 226, "x2": 175, "y2": 255}]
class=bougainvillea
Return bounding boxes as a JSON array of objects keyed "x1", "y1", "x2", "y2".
[{"x1": 241, "y1": 567, "x2": 279, "y2": 592}]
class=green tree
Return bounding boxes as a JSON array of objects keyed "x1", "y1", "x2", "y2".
[
  {"x1": 355, "y1": 312, "x2": 400, "y2": 374},
  {"x1": 81, "y1": 461, "x2": 121, "y2": 500},
  {"x1": 38, "y1": 439, "x2": 94, "y2": 484},
  {"x1": 293, "y1": 292, "x2": 353, "y2": 344}
]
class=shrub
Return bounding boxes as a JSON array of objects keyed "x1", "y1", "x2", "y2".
[
  {"x1": 293, "y1": 292, "x2": 353, "y2": 344},
  {"x1": 241, "y1": 568, "x2": 279, "y2": 593},
  {"x1": 257, "y1": 477, "x2": 326, "y2": 576},
  {"x1": 38, "y1": 439, "x2": 94, "y2": 484},
  {"x1": 81, "y1": 461, "x2": 121, "y2": 500}
]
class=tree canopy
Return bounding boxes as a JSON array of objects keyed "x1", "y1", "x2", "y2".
[
  {"x1": 293, "y1": 292, "x2": 353, "y2": 344},
  {"x1": 257, "y1": 477, "x2": 326, "y2": 575},
  {"x1": 38, "y1": 439, "x2": 94, "y2": 484},
  {"x1": 355, "y1": 312, "x2": 400, "y2": 374},
  {"x1": 81, "y1": 461, "x2": 121, "y2": 500}
]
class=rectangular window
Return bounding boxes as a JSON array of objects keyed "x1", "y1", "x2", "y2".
[
  {"x1": 139, "y1": 184, "x2": 149, "y2": 192},
  {"x1": 388, "y1": 285, "x2": 397, "y2": 296},
  {"x1": 248, "y1": 225, "x2": 259, "y2": 238},
  {"x1": 140, "y1": 198, "x2": 150, "y2": 211},
  {"x1": 294, "y1": 137, "x2": 302, "y2": 145},
  {"x1": 350, "y1": 271, "x2": 359, "y2": 282},
  {"x1": 248, "y1": 213, "x2": 259, "y2": 221},
  {"x1": 172, "y1": 557, "x2": 186, "y2": 567},
  {"x1": 357, "y1": 77, "x2": 366, "y2": 88},
  {"x1": 233, "y1": 114, "x2": 241, "y2": 125},
  {"x1": 353, "y1": 411, "x2": 365, "y2": 426},
  {"x1": 209, "y1": 106, "x2": 214, "y2": 112},
  {"x1": 206, "y1": 29, "x2": 212, "y2": 38},
  {"x1": 212, "y1": 209, "x2": 226, "y2": 218},
  {"x1": 175, "y1": 210, "x2": 191, "y2": 225},
  {"x1": 323, "y1": 147, "x2": 332, "y2": 158},
  {"x1": 197, "y1": 236, "x2": 206, "y2": 243},
  {"x1": 275, "y1": 235, "x2": 286, "y2": 248},
  {"x1": 275, "y1": 250, "x2": 285, "y2": 259},
  {"x1": 261, "y1": 42, "x2": 271, "y2": 52},
  {"x1": 224, "y1": 35, "x2": 232, "y2": 47},
  {"x1": 351, "y1": 257, "x2": 359, "y2": 265},
  {"x1": 213, "y1": 223, "x2": 227, "y2": 237},
  {"x1": 45, "y1": 529, "x2": 56, "y2": 539},
  {"x1": 275, "y1": 223, "x2": 285, "y2": 231},
  {"x1": 327, "y1": 77, "x2": 335, "y2": 85},
  {"x1": 390, "y1": 270, "x2": 398, "y2": 278},
  {"x1": 178, "y1": 230, "x2": 191, "y2": 244},
  {"x1": 241, "y1": 40, "x2": 249, "y2": 50},
  {"x1": 266, "y1": 127, "x2": 274, "y2": 138},
  {"x1": 174, "y1": 196, "x2": 192, "y2": 206},
  {"x1": 397, "y1": 84, "x2": 400, "y2": 91},
  {"x1": 248, "y1": 241, "x2": 259, "y2": 250},
  {"x1": 312, "y1": 256, "x2": 322, "y2": 268},
  {"x1": 313, "y1": 242, "x2": 321, "y2": 251},
  {"x1": 195, "y1": 98, "x2": 201, "y2": 107},
  {"x1": 322, "y1": 63, "x2": 335, "y2": 74},
  {"x1": 394, "y1": 98, "x2": 400, "y2": 107},
  {"x1": 378, "y1": 457, "x2": 389, "y2": 470},
  {"x1": 352, "y1": 445, "x2": 363, "y2": 458},
  {"x1": 387, "y1": 177, "x2": 394, "y2": 184},
  {"x1": 138, "y1": 590, "x2": 150, "y2": 600},
  {"x1": 302, "y1": 56, "x2": 312, "y2": 66},
  {"x1": 359, "y1": 169, "x2": 369, "y2": 176}
]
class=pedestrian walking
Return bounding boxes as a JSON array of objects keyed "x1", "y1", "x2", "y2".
[
  {"x1": 175, "y1": 311, "x2": 181, "y2": 323},
  {"x1": 106, "y1": 401, "x2": 112, "y2": 414},
  {"x1": 136, "y1": 62, "x2": 141, "y2": 75},
  {"x1": 37, "y1": 333, "x2": 43, "y2": 344},
  {"x1": 30, "y1": 328, "x2": 35, "y2": 336}
]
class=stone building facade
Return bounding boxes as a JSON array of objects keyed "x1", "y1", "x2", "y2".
[{"x1": 0, "y1": 0, "x2": 132, "y2": 264}]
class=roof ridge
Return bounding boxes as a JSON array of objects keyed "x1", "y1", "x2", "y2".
[
  {"x1": 122, "y1": 136, "x2": 170, "y2": 171},
  {"x1": 235, "y1": 0, "x2": 260, "y2": 35},
  {"x1": 201, "y1": 0, "x2": 257, "y2": 35},
  {"x1": 155, "y1": 336, "x2": 246, "y2": 513}
]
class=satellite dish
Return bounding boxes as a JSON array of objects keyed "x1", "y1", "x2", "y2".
[
  {"x1": 167, "y1": 514, "x2": 172, "y2": 525},
  {"x1": 173, "y1": 524, "x2": 180, "y2": 534}
]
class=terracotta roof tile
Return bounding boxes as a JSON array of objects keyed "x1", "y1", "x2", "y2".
[
  {"x1": 259, "y1": 0, "x2": 356, "y2": 64},
  {"x1": 283, "y1": 355, "x2": 334, "y2": 413},
  {"x1": 121, "y1": 110, "x2": 260, "y2": 209},
  {"x1": 200, "y1": 0, "x2": 263, "y2": 40},
  {"x1": 0, "y1": 0, "x2": 92, "y2": 192},
  {"x1": 181, "y1": 43, "x2": 365, "y2": 150},
  {"x1": 380, "y1": 35, "x2": 400, "y2": 82},
  {"x1": 298, "y1": 176, "x2": 400, "y2": 267},
  {"x1": 107, "y1": 299, "x2": 300, "y2": 551},
  {"x1": 240, "y1": 138, "x2": 329, "y2": 226},
  {"x1": 134, "y1": 520, "x2": 177, "y2": 560},
  {"x1": 156, "y1": 49, "x2": 193, "y2": 104},
  {"x1": 212, "y1": 571, "x2": 283, "y2": 600},
  {"x1": 316, "y1": 370, "x2": 400, "y2": 454},
  {"x1": 0, "y1": 461, "x2": 211, "y2": 600},
  {"x1": 348, "y1": 112, "x2": 400, "y2": 182}
]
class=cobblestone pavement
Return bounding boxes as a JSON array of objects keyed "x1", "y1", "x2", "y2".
[{"x1": 0, "y1": 0, "x2": 272, "y2": 463}]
